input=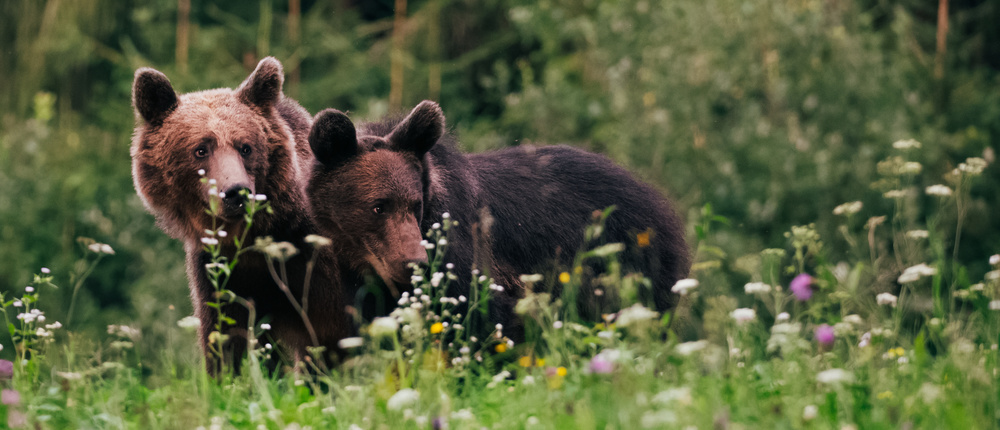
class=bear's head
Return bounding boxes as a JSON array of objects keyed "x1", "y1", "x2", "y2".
[
  {"x1": 307, "y1": 101, "x2": 445, "y2": 288},
  {"x1": 131, "y1": 57, "x2": 297, "y2": 241}
]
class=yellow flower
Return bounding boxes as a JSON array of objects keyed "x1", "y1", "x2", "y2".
[
  {"x1": 536, "y1": 358, "x2": 546, "y2": 367},
  {"x1": 559, "y1": 272, "x2": 571, "y2": 284},
  {"x1": 556, "y1": 366, "x2": 567, "y2": 377},
  {"x1": 430, "y1": 322, "x2": 444, "y2": 334},
  {"x1": 518, "y1": 356, "x2": 532, "y2": 367},
  {"x1": 877, "y1": 391, "x2": 894, "y2": 400},
  {"x1": 495, "y1": 343, "x2": 507, "y2": 353},
  {"x1": 887, "y1": 347, "x2": 905, "y2": 358},
  {"x1": 636, "y1": 230, "x2": 651, "y2": 248}
]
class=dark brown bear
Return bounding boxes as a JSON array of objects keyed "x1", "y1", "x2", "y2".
[
  {"x1": 306, "y1": 100, "x2": 690, "y2": 336},
  {"x1": 131, "y1": 57, "x2": 350, "y2": 374}
]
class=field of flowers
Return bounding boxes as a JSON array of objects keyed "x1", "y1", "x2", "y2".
[{"x1": 0, "y1": 139, "x2": 996, "y2": 429}]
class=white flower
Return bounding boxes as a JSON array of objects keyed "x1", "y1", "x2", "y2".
[
  {"x1": 35, "y1": 327, "x2": 52, "y2": 338},
  {"x1": 898, "y1": 263, "x2": 936, "y2": 283},
  {"x1": 197, "y1": 169, "x2": 206, "y2": 176},
  {"x1": 989, "y1": 300, "x2": 1000, "y2": 311},
  {"x1": 337, "y1": 337, "x2": 364, "y2": 349},
  {"x1": 12, "y1": 300, "x2": 21, "y2": 307},
  {"x1": 254, "y1": 194, "x2": 267, "y2": 202},
  {"x1": 369, "y1": 317, "x2": 399, "y2": 338},
  {"x1": 803, "y1": 404, "x2": 819, "y2": 421},
  {"x1": 986, "y1": 271, "x2": 1000, "y2": 281},
  {"x1": 876, "y1": 293, "x2": 898, "y2": 307},
  {"x1": 420, "y1": 240, "x2": 434, "y2": 250},
  {"x1": 451, "y1": 408, "x2": 475, "y2": 421},
  {"x1": 522, "y1": 375, "x2": 536, "y2": 386},
  {"x1": 843, "y1": 314, "x2": 864, "y2": 325},
  {"x1": 832, "y1": 201, "x2": 863, "y2": 216},
  {"x1": 386, "y1": 388, "x2": 420, "y2": 411},
  {"x1": 775, "y1": 312, "x2": 790, "y2": 322},
  {"x1": 892, "y1": 139, "x2": 921, "y2": 150},
  {"x1": 990, "y1": 254, "x2": 1000, "y2": 266},
  {"x1": 651, "y1": 387, "x2": 692, "y2": 406},
  {"x1": 260, "y1": 323, "x2": 271, "y2": 330},
  {"x1": 901, "y1": 162, "x2": 922, "y2": 175},
  {"x1": 100, "y1": 244, "x2": 115, "y2": 255},
  {"x1": 24, "y1": 286, "x2": 34, "y2": 293},
  {"x1": 552, "y1": 320, "x2": 563, "y2": 329},
  {"x1": 519, "y1": 274, "x2": 543, "y2": 283},
  {"x1": 40, "y1": 267, "x2": 50, "y2": 274},
  {"x1": 905, "y1": 230, "x2": 929, "y2": 239},
  {"x1": 201, "y1": 237, "x2": 219, "y2": 246},
  {"x1": 615, "y1": 304, "x2": 659, "y2": 328},
  {"x1": 816, "y1": 368, "x2": 854, "y2": 385},
  {"x1": 437, "y1": 238, "x2": 447, "y2": 246},
  {"x1": 177, "y1": 316, "x2": 200, "y2": 329},
  {"x1": 858, "y1": 331, "x2": 871, "y2": 348},
  {"x1": 670, "y1": 278, "x2": 699, "y2": 296},
  {"x1": 675, "y1": 340, "x2": 710, "y2": 356},
  {"x1": 958, "y1": 157, "x2": 988, "y2": 175},
  {"x1": 925, "y1": 184, "x2": 953, "y2": 197},
  {"x1": 743, "y1": 282, "x2": 772, "y2": 295},
  {"x1": 44, "y1": 321, "x2": 62, "y2": 330},
  {"x1": 883, "y1": 189, "x2": 909, "y2": 199},
  {"x1": 730, "y1": 308, "x2": 756, "y2": 325}
]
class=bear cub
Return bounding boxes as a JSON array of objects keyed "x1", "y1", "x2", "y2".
[
  {"x1": 306, "y1": 101, "x2": 691, "y2": 335},
  {"x1": 131, "y1": 57, "x2": 350, "y2": 373}
]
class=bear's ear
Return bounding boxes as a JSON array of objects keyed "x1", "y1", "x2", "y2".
[
  {"x1": 237, "y1": 57, "x2": 284, "y2": 110},
  {"x1": 132, "y1": 68, "x2": 178, "y2": 125},
  {"x1": 310, "y1": 108, "x2": 359, "y2": 168},
  {"x1": 388, "y1": 100, "x2": 445, "y2": 157}
]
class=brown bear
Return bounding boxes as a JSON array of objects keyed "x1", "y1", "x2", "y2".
[
  {"x1": 306, "y1": 100, "x2": 691, "y2": 337},
  {"x1": 131, "y1": 57, "x2": 350, "y2": 374}
]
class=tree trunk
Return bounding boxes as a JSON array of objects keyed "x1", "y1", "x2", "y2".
[
  {"x1": 390, "y1": 0, "x2": 408, "y2": 111},
  {"x1": 176, "y1": 0, "x2": 190, "y2": 74}
]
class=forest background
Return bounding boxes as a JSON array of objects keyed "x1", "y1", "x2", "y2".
[{"x1": 0, "y1": 0, "x2": 999, "y2": 359}]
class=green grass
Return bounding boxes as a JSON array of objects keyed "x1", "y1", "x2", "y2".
[{"x1": 0, "y1": 141, "x2": 998, "y2": 429}]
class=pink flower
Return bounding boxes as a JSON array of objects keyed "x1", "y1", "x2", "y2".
[
  {"x1": 1, "y1": 389, "x2": 20, "y2": 406},
  {"x1": 589, "y1": 354, "x2": 614, "y2": 374},
  {"x1": 814, "y1": 324, "x2": 835, "y2": 346},
  {"x1": 790, "y1": 274, "x2": 813, "y2": 301},
  {"x1": 0, "y1": 360, "x2": 12, "y2": 379}
]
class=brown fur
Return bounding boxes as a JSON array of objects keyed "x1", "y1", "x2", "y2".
[{"x1": 131, "y1": 58, "x2": 350, "y2": 374}]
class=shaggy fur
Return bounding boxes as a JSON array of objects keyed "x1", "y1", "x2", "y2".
[
  {"x1": 307, "y1": 101, "x2": 691, "y2": 337},
  {"x1": 131, "y1": 57, "x2": 350, "y2": 374}
]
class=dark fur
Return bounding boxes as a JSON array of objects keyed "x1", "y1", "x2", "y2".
[
  {"x1": 307, "y1": 101, "x2": 691, "y2": 336},
  {"x1": 131, "y1": 57, "x2": 350, "y2": 374}
]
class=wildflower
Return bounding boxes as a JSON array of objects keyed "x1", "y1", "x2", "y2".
[
  {"x1": 260, "y1": 323, "x2": 271, "y2": 330},
  {"x1": 651, "y1": 387, "x2": 693, "y2": 406},
  {"x1": 12, "y1": 300, "x2": 21, "y2": 307},
  {"x1": 670, "y1": 278, "x2": 699, "y2": 296},
  {"x1": 44, "y1": 321, "x2": 62, "y2": 330},
  {"x1": 858, "y1": 331, "x2": 872, "y2": 348},
  {"x1": 258, "y1": 240, "x2": 299, "y2": 261},
  {"x1": 892, "y1": 139, "x2": 921, "y2": 150},
  {"x1": 523, "y1": 375, "x2": 536, "y2": 386},
  {"x1": 883, "y1": 189, "x2": 909, "y2": 199},
  {"x1": 636, "y1": 231, "x2": 651, "y2": 248},
  {"x1": 987, "y1": 271, "x2": 1000, "y2": 281},
  {"x1": 387, "y1": 388, "x2": 420, "y2": 411},
  {"x1": 253, "y1": 194, "x2": 267, "y2": 202},
  {"x1": 430, "y1": 322, "x2": 444, "y2": 334},
  {"x1": 615, "y1": 304, "x2": 659, "y2": 328},
  {"x1": 201, "y1": 237, "x2": 219, "y2": 246},
  {"x1": 40, "y1": 267, "x2": 50, "y2": 274},
  {"x1": 437, "y1": 238, "x2": 447, "y2": 246},
  {"x1": 990, "y1": 254, "x2": 1000, "y2": 266},
  {"x1": 198, "y1": 169, "x2": 206, "y2": 176},
  {"x1": 816, "y1": 368, "x2": 854, "y2": 385},
  {"x1": 24, "y1": 286, "x2": 34, "y2": 293},
  {"x1": 814, "y1": 324, "x2": 835, "y2": 346},
  {"x1": 803, "y1": 404, "x2": 818, "y2": 421},
  {"x1": 420, "y1": 240, "x2": 434, "y2": 250},
  {"x1": 452, "y1": 409, "x2": 475, "y2": 421},
  {"x1": 957, "y1": 157, "x2": 988, "y2": 175},
  {"x1": 0, "y1": 360, "x2": 10, "y2": 380},
  {"x1": 559, "y1": 272, "x2": 571, "y2": 283},
  {"x1": 100, "y1": 244, "x2": 115, "y2": 255},
  {"x1": 843, "y1": 314, "x2": 863, "y2": 325},
  {"x1": 775, "y1": 312, "x2": 790, "y2": 322},
  {"x1": 905, "y1": 230, "x2": 929, "y2": 239},
  {"x1": 925, "y1": 184, "x2": 952, "y2": 197},
  {"x1": 901, "y1": 161, "x2": 922, "y2": 175},
  {"x1": 790, "y1": 274, "x2": 813, "y2": 301},
  {"x1": 495, "y1": 343, "x2": 508, "y2": 353},
  {"x1": 832, "y1": 201, "x2": 863, "y2": 216},
  {"x1": 337, "y1": 337, "x2": 364, "y2": 349},
  {"x1": 876, "y1": 293, "x2": 898, "y2": 307},
  {"x1": 519, "y1": 274, "x2": 543, "y2": 283},
  {"x1": 553, "y1": 321, "x2": 563, "y2": 329},
  {"x1": 177, "y1": 316, "x2": 200, "y2": 330},
  {"x1": 590, "y1": 354, "x2": 614, "y2": 374},
  {"x1": 370, "y1": 317, "x2": 399, "y2": 338},
  {"x1": 1, "y1": 389, "x2": 20, "y2": 406},
  {"x1": 730, "y1": 308, "x2": 756, "y2": 325},
  {"x1": 217, "y1": 230, "x2": 228, "y2": 238},
  {"x1": 744, "y1": 282, "x2": 772, "y2": 295},
  {"x1": 675, "y1": 340, "x2": 710, "y2": 356},
  {"x1": 989, "y1": 300, "x2": 1000, "y2": 311},
  {"x1": 305, "y1": 234, "x2": 332, "y2": 247}
]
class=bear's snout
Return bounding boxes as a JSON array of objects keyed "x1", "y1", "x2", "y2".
[{"x1": 221, "y1": 185, "x2": 252, "y2": 218}]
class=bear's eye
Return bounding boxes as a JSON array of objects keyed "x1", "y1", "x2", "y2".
[
  {"x1": 194, "y1": 146, "x2": 209, "y2": 159},
  {"x1": 240, "y1": 144, "x2": 253, "y2": 156},
  {"x1": 372, "y1": 204, "x2": 385, "y2": 215}
]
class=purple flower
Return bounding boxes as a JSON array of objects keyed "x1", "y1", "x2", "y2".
[
  {"x1": 0, "y1": 359, "x2": 12, "y2": 380},
  {"x1": 589, "y1": 354, "x2": 614, "y2": 374},
  {"x1": 1, "y1": 389, "x2": 20, "y2": 406},
  {"x1": 790, "y1": 274, "x2": 813, "y2": 301},
  {"x1": 814, "y1": 324, "x2": 835, "y2": 346}
]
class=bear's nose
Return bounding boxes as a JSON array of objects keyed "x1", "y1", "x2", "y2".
[{"x1": 221, "y1": 186, "x2": 252, "y2": 216}]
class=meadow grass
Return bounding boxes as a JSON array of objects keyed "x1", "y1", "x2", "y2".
[{"x1": 0, "y1": 140, "x2": 998, "y2": 429}]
